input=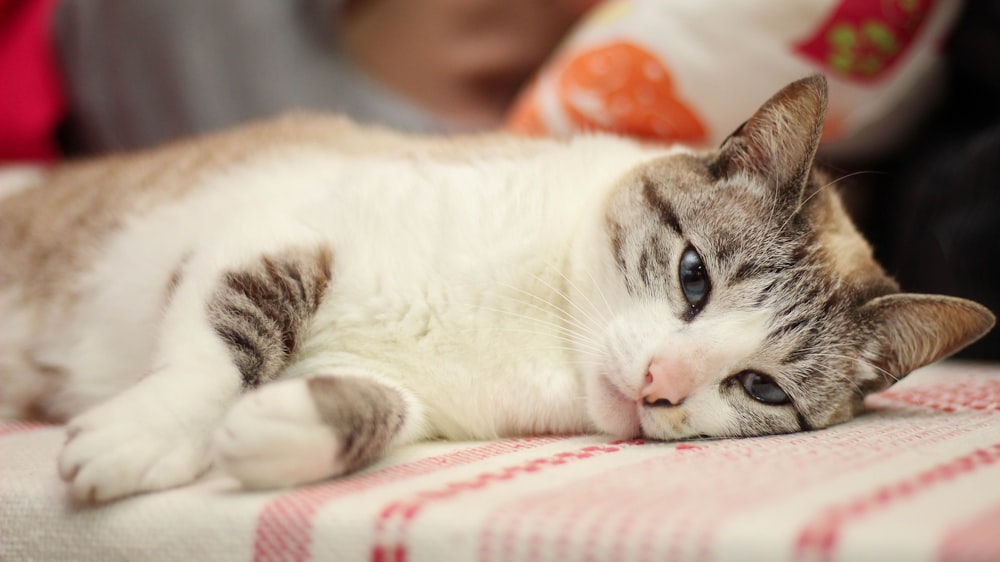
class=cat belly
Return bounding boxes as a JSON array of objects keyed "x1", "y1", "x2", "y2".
[
  {"x1": 402, "y1": 320, "x2": 593, "y2": 440},
  {"x1": 307, "y1": 330, "x2": 595, "y2": 441},
  {"x1": 300, "y1": 245, "x2": 597, "y2": 440}
]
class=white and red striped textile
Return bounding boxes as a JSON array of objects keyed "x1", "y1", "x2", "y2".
[{"x1": 2, "y1": 361, "x2": 999, "y2": 562}]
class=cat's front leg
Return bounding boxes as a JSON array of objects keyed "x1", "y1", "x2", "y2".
[
  {"x1": 57, "y1": 354, "x2": 241, "y2": 503},
  {"x1": 213, "y1": 374, "x2": 421, "y2": 489},
  {"x1": 58, "y1": 243, "x2": 334, "y2": 502}
]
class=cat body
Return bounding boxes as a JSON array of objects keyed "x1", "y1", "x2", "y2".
[
  {"x1": 0, "y1": 76, "x2": 993, "y2": 502},
  {"x1": 2, "y1": 120, "x2": 639, "y2": 437}
]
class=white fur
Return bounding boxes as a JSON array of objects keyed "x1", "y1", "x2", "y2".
[
  {"x1": 6, "y1": 79, "x2": 897, "y2": 498},
  {"x1": 213, "y1": 378, "x2": 343, "y2": 489},
  {"x1": 4, "y1": 129, "x2": 800, "y2": 498},
  {"x1": 8, "y1": 135, "x2": 699, "y2": 498}
]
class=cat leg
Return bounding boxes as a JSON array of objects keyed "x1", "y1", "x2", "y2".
[
  {"x1": 57, "y1": 292, "x2": 241, "y2": 502},
  {"x1": 58, "y1": 244, "x2": 334, "y2": 502},
  {"x1": 57, "y1": 354, "x2": 238, "y2": 503},
  {"x1": 213, "y1": 373, "x2": 421, "y2": 489}
]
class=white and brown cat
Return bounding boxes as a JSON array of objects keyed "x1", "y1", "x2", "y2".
[{"x1": 0, "y1": 76, "x2": 993, "y2": 503}]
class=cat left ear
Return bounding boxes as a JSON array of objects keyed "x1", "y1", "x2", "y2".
[
  {"x1": 859, "y1": 293, "x2": 995, "y2": 392},
  {"x1": 713, "y1": 75, "x2": 828, "y2": 205}
]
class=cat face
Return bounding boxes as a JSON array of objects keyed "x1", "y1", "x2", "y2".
[{"x1": 577, "y1": 76, "x2": 994, "y2": 440}]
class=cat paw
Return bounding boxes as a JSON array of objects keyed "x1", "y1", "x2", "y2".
[
  {"x1": 213, "y1": 379, "x2": 343, "y2": 489},
  {"x1": 58, "y1": 397, "x2": 213, "y2": 503}
]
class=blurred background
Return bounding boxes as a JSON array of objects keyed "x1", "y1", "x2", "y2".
[{"x1": 1, "y1": 0, "x2": 997, "y2": 357}]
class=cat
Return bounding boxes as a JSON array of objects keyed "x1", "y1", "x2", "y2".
[{"x1": 0, "y1": 75, "x2": 993, "y2": 503}]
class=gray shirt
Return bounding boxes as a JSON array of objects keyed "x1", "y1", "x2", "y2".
[{"x1": 55, "y1": 0, "x2": 457, "y2": 154}]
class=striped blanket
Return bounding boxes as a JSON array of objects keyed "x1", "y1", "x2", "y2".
[{"x1": 2, "y1": 362, "x2": 998, "y2": 562}]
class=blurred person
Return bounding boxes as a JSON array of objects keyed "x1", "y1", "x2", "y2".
[{"x1": 52, "y1": 0, "x2": 594, "y2": 154}]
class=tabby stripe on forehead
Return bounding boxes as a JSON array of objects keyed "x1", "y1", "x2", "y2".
[
  {"x1": 608, "y1": 220, "x2": 629, "y2": 273},
  {"x1": 641, "y1": 177, "x2": 683, "y2": 236},
  {"x1": 208, "y1": 246, "x2": 333, "y2": 388},
  {"x1": 638, "y1": 250, "x2": 651, "y2": 287},
  {"x1": 731, "y1": 262, "x2": 758, "y2": 284},
  {"x1": 779, "y1": 326, "x2": 826, "y2": 367},
  {"x1": 767, "y1": 317, "x2": 809, "y2": 344}
]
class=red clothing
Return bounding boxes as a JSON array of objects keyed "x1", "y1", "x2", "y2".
[{"x1": 0, "y1": 0, "x2": 64, "y2": 162}]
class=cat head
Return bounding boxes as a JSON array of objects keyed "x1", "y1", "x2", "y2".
[{"x1": 580, "y1": 75, "x2": 995, "y2": 440}]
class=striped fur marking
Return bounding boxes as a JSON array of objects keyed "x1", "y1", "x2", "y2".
[
  {"x1": 209, "y1": 246, "x2": 333, "y2": 388},
  {"x1": 307, "y1": 376, "x2": 408, "y2": 474}
]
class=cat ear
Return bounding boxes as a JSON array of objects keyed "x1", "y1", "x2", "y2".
[
  {"x1": 859, "y1": 294, "x2": 995, "y2": 391},
  {"x1": 713, "y1": 74, "x2": 828, "y2": 204}
]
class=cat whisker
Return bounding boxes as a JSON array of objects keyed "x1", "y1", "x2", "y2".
[
  {"x1": 470, "y1": 321, "x2": 606, "y2": 356},
  {"x1": 823, "y1": 368, "x2": 866, "y2": 398},
  {"x1": 843, "y1": 354, "x2": 899, "y2": 385},
  {"x1": 525, "y1": 272, "x2": 608, "y2": 334},
  {"x1": 490, "y1": 281, "x2": 597, "y2": 338},
  {"x1": 488, "y1": 336, "x2": 603, "y2": 361},
  {"x1": 543, "y1": 265, "x2": 614, "y2": 329},
  {"x1": 447, "y1": 323, "x2": 606, "y2": 365},
  {"x1": 501, "y1": 340, "x2": 606, "y2": 359},
  {"x1": 581, "y1": 267, "x2": 616, "y2": 321},
  {"x1": 458, "y1": 291, "x2": 593, "y2": 343},
  {"x1": 763, "y1": 179, "x2": 785, "y2": 232},
  {"x1": 778, "y1": 170, "x2": 883, "y2": 232},
  {"x1": 794, "y1": 340, "x2": 858, "y2": 354},
  {"x1": 804, "y1": 351, "x2": 899, "y2": 396},
  {"x1": 472, "y1": 303, "x2": 605, "y2": 351}
]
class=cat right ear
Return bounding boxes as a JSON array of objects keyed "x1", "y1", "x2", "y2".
[
  {"x1": 859, "y1": 294, "x2": 995, "y2": 392},
  {"x1": 712, "y1": 74, "x2": 828, "y2": 208}
]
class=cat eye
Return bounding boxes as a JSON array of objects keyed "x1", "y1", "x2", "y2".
[
  {"x1": 736, "y1": 371, "x2": 790, "y2": 405},
  {"x1": 678, "y1": 246, "x2": 711, "y2": 312}
]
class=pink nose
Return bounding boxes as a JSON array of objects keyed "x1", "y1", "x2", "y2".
[{"x1": 641, "y1": 357, "x2": 694, "y2": 407}]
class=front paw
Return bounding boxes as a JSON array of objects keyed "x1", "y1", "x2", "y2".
[
  {"x1": 58, "y1": 399, "x2": 213, "y2": 503},
  {"x1": 214, "y1": 379, "x2": 343, "y2": 490}
]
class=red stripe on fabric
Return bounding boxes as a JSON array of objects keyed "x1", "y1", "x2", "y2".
[
  {"x1": 475, "y1": 413, "x2": 998, "y2": 562},
  {"x1": 251, "y1": 437, "x2": 557, "y2": 562},
  {"x1": 375, "y1": 440, "x2": 645, "y2": 562},
  {"x1": 477, "y1": 439, "x2": 755, "y2": 562},
  {"x1": 938, "y1": 502, "x2": 1000, "y2": 561},
  {"x1": 0, "y1": 421, "x2": 49, "y2": 437},
  {"x1": 871, "y1": 379, "x2": 1000, "y2": 413},
  {"x1": 795, "y1": 443, "x2": 1000, "y2": 562}
]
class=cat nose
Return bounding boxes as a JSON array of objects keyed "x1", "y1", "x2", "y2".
[{"x1": 642, "y1": 357, "x2": 694, "y2": 407}]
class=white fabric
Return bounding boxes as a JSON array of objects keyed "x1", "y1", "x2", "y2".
[
  {"x1": 2, "y1": 362, "x2": 999, "y2": 561},
  {"x1": 509, "y1": 0, "x2": 964, "y2": 161}
]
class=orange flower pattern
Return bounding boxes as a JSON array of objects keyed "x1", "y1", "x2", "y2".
[{"x1": 507, "y1": 41, "x2": 707, "y2": 143}]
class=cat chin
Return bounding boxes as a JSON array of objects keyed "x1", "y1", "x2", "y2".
[
  {"x1": 637, "y1": 410, "x2": 699, "y2": 442},
  {"x1": 588, "y1": 374, "x2": 643, "y2": 438}
]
